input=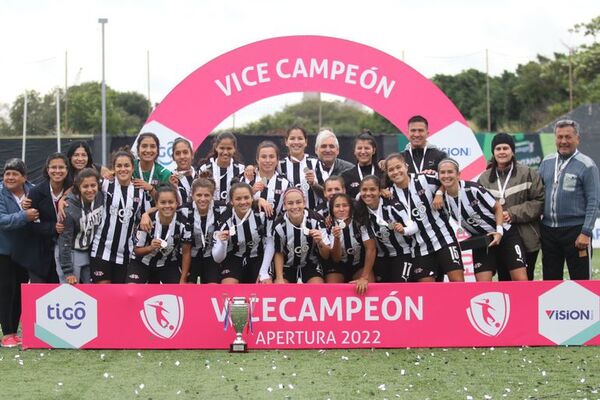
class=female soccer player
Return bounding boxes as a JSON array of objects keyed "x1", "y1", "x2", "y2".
[
  {"x1": 65, "y1": 141, "x2": 105, "y2": 183},
  {"x1": 272, "y1": 188, "x2": 330, "y2": 284},
  {"x1": 170, "y1": 137, "x2": 197, "y2": 204},
  {"x1": 328, "y1": 193, "x2": 376, "y2": 293},
  {"x1": 133, "y1": 132, "x2": 172, "y2": 200},
  {"x1": 128, "y1": 185, "x2": 191, "y2": 284},
  {"x1": 90, "y1": 149, "x2": 151, "y2": 283},
  {"x1": 356, "y1": 175, "x2": 422, "y2": 282},
  {"x1": 178, "y1": 178, "x2": 227, "y2": 283},
  {"x1": 385, "y1": 153, "x2": 463, "y2": 282},
  {"x1": 0, "y1": 159, "x2": 37, "y2": 347},
  {"x1": 197, "y1": 132, "x2": 245, "y2": 202},
  {"x1": 241, "y1": 141, "x2": 290, "y2": 218},
  {"x1": 315, "y1": 176, "x2": 346, "y2": 221},
  {"x1": 212, "y1": 183, "x2": 274, "y2": 284},
  {"x1": 28, "y1": 153, "x2": 70, "y2": 283},
  {"x1": 278, "y1": 126, "x2": 328, "y2": 209},
  {"x1": 438, "y1": 158, "x2": 528, "y2": 281},
  {"x1": 57, "y1": 168, "x2": 104, "y2": 284},
  {"x1": 342, "y1": 132, "x2": 383, "y2": 199},
  {"x1": 477, "y1": 133, "x2": 544, "y2": 280}
]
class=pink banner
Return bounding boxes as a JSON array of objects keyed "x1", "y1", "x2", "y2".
[
  {"x1": 22, "y1": 281, "x2": 600, "y2": 349},
  {"x1": 140, "y1": 36, "x2": 486, "y2": 179}
]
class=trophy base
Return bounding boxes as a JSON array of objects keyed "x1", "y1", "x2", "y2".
[{"x1": 230, "y1": 343, "x2": 248, "y2": 353}]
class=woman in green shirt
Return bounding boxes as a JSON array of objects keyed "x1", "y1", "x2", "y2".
[{"x1": 133, "y1": 132, "x2": 172, "y2": 201}]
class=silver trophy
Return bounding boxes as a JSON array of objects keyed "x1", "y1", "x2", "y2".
[{"x1": 227, "y1": 297, "x2": 250, "y2": 352}]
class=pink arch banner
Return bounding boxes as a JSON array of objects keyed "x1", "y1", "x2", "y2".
[{"x1": 140, "y1": 35, "x2": 486, "y2": 179}]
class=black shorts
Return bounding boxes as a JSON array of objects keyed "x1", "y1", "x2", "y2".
[
  {"x1": 472, "y1": 228, "x2": 527, "y2": 274},
  {"x1": 375, "y1": 254, "x2": 436, "y2": 283},
  {"x1": 90, "y1": 257, "x2": 128, "y2": 283},
  {"x1": 220, "y1": 255, "x2": 262, "y2": 283},
  {"x1": 283, "y1": 263, "x2": 323, "y2": 283},
  {"x1": 417, "y1": 244, "x2": 464, "y2": 276},
  {"x1": 324, "y1": 260, "x2": 362, "y2": 282},
  {"x1": 188, "y1": 256, "x2": 221, "y2": 284},
  {"x1": 126, "y1": 259, "x2": 180, "y2": 284}
]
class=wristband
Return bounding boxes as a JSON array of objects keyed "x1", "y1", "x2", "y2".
[
  {"x1": 496, "y1": 225, "x2": 504, "y2": 235},
  {"x1": 435, "y1": 190, "x2": 443, "y2": 196}
]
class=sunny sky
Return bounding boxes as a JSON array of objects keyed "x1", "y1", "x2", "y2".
[{"x1": 1, "y1": 0, "x2": 598, "y2": 129}]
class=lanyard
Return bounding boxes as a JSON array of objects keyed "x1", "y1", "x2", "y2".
[
  {"x1": 212, "y1": 158, "x2": 232, "y2": 180},
  {"x1": 50, "y1": 183, "x2": 64, "y2": 217},
  {"x1": 408, "y1": 145, "x2": 428, "y2": 173},
  {"x1": 138, "y1": 162, "x2": 155, "y2": 184},
  {"x1": 357, "y1": 164, "x2": 375, "y2": 181},
  {"x1": 155, "y1": 212, "x2": 175, "y2": 248},
  {"x1": 367, "y1": 200, "x2": 389, "y2": 227},
  {"x1": 445, "y1": 181, "x2": 464, "y2": 233},
  {"x1": 495, "y1": 164, "x2": 513, "y2": 205},
  {"x1": 393, "y1": 184, "x2": 412, "y2": 223},
  {"x1": 554, "y1": 151, "x2": 578, "y2": 186},
  {"x1": 288, "y1": 212, "x2": 310, "y2": 235},
  {"x1": 289, "y1": 154, "x2": 306, "y2": 163},
  {"x1": 323, "y1": 161, "x2": 335, "y2": 176},
  {"x1": 193, "y1": 201, "x2": 213, "y2": 248},
  {"x1": 229, "y1": 208, "x2": 253, "y2": 236}
]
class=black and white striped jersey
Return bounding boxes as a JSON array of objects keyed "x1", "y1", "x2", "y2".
[
  {"x1": 315, "y1": 200, "x2": 330, "y2": 220},
  {"x1": 91, "y1": 179, "x2": 151, "y2": 264},
  {"x1": 197, "y1": 158, "x2": 245, "y2": 201},
  {"x1": 278, "y1": 155, "x2": 328, "y2": 209},
  {"x1": 132, "y1": 210, "x2": 191, "y2": 268},
  {"x1": 329, "y1": 219, "x2": 374, "y2": 267},
  {"x1": 172, "y1": 168, "x2": 197, "y2": 204},
  {"x1": 180, "y1": 201, "x2": 227, "y2": 258},
  {"x1": 390, "y1": 174, "x2": 457, "y2": 257},
  {"x1": 366, "y1": 197, "x2": 413, "y2": 257},
  {"x1": 216, "y1": 207, "x2": 273, "y2": 259},
  {"x1": 273, "y1": 209, "x2": 330, "y2": 269},
  {"x1": 240, "y1": 171, "x2": 290, "y2": 217},
  {"x1": 443, "y1": 180, "x2": 502, "y2": 236}
]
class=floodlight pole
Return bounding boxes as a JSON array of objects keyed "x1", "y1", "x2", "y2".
[
  {"x1": 99, "y1": 18, "x2": 108, "y2": 166},
  {"x1": 22, "y1": 91, "x2": 28, "y2": 161}
]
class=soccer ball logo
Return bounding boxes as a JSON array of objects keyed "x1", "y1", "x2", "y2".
[
  {"x1": 466, "y1": 292, "x2": 510, "y2": 337},
  {"x1": 140, "y1": 295, "x2": 185, "y2": 339}
]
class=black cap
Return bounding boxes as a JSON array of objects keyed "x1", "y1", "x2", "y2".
[
  {"x1": 491, "y1": 133, "x2": 515, "y2": 153},
  {"x1": 3, "y1": 158, "x2": 27, "y2": 177}
]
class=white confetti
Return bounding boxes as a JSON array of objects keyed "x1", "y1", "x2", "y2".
[
  {"x1": 272, "y1": 365, "x2": 277, "y2": 370},
  {"x1": 400, "y1": 369, "x2": 406, "y2": 375},
  {"x1": 100, "y1": 353, "x2": 105, "y2": 360},
  {"x1": 206, "y1": 365, "x2": 210, "y2": 369},
  {"x1": 504, "y1": 388, "x2": 511, "y2": 392},
  {"x1": 40, "y1": 353, "x2": 45, "y2": 357},
  {"x1": 278, "y1": 384, "x2": 284, "y2": 389},
  {"x1": 385, "y1": 352, "x2": 390, "y2": 357},
  {"x1": 542, "y1": 371, "x2": 546, "y2": 376},
  {"x1": 378, "y1": 384, "x2": 387, "y2": 391},
  {"x1": 176, "y1": 390, "x2": 181, "y2": 395},
  {"x1": 292, "y1": 373, "x2": 297, "y2": 377},
  {"x1": 139, "y1": 384, "x2": 145, "y2": 389},
  {"x1": 318, "y1": 349, "x2": 326, "y2": 353},
  {"x1": 175, "y1": 361, "x2": 180, "y2": 366},
  {"x1": 158, "y1": 362, "x2": 163, "y2": 367},
  {"x1": 463, "y1": 387, "x2": 468, "y2": 391},
  {"x1": 267, "y1": 387, "x2": 273, "y2": 392},
  {"x1": 137, "y1": 352, "x2": 143, "y2": 358},
  {"x1": 14, "y1": 355, "x2": 20, "y2": 358},
  {"x1": 58, "y1": 382, "x2": 63, "y2": 386},
  {"x1": 466, "y1": 396, "x2": 473, "y2": 400},
  {"x1": 484, "y1": 395, "x2": 491, "y2": 399},
  {"x1": 288, "y1": 384, "x2": 294, "y2": 389},
  {"x1": 239, "y1": 367, "x2": 244, "y2": 371},
  {"x1": 580, "y1": 378, "x2": 585, "y2": 383},
  {"x1": 341, "y1": 356, "x2": 349, "y2": 360},
  {"x1": 103, "y1": 373, "x2": 109, "y2": 378},
  {"x1": 134, "y1": 390, "x2": 138, "y2": 395}
]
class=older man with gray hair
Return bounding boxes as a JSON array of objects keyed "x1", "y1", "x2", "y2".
[
  {"x1": 315, "y1": 129, "x2": 354, "y2": 176},
  {"x1": 538, "y1": 119, "x2": 600, "y2": 280}
]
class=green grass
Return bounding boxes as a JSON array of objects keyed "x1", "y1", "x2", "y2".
[{"x1": 0, "y1": 256, "x2": 599, "y2": 400}]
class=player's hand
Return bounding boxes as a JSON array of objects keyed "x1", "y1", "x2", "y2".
[
  {"x1": 66, "y1": 275, "x2": 78, "y2": 285},
  {"x1": 55, "y1": 222, "x2": 65, "y2": 234},
  {"x1": 310, "y1": 229, "x2": 323, "y2": 244},
  {"x1": 150, "y1": 239, "x2": 163, "y2": 249},
  {"x1": 258, "y1": 198, "x2": 273, "y2": 218},
  {"x1": 377, "y1": 159, "x2": 386, "y2": 171},
  {"x1": 503, "y1": 211, "x2": 512, "y2": 223},
  {"x1": 257, "y1": 276, "x2": 273, "y2": 284},
  {"x1": 139, "y1": 213, "x2": 153, "y2": 232},
  {"x1": 101, "y1": 168, "x2": 115, "y2": 181},
  {"x1": 487, "y1": 232, "x2": 502, "y2": 247},
  {"x1": 244, "y1": 165, "x2": 256, "y2": 181},
  {"x1": 331, "y1": 226, "x2": 342, "y2": 239},
  {"x1": 216, "y1": 230, "x2": 230, "y2": 241},
  {"x1": 422, "y1": 169, "x2": 437, "y2": 176},
  {"x1": 304, "y1": 169, "x2": 316, "y2": 185},
  {"x1": 351, "y1": 276, "x2": 369, "y2": 295},
  {"x1": 381, "y1": 188, "x2": 393, "y2": 199},
  {"x1": 392, "y1": 222, "x2": 405, "y2": 234},
  {"x1": 132, "y1": 178, "x2": 153, "y2": 192},
  {"x1": 252, "y1": 181, "x2": 266, "y2": 194},
  {"x1": 432, "y1": 193, "x2": 444, "y2": 210}
]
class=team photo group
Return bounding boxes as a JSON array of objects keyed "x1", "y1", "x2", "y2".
[{"x1": 1, "y1": 114, "x2": 599, "y2": 347}]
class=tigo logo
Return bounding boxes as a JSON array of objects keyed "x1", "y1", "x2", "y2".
[
  {"x1": 466, "y1": 292, "x2": 510, "y2": 337},
  {"x1": 35, "y1": 285, "x2": 98, "y2": 348},
  {"x1": 140, "y1": 295, "x2": 185, "y2": 339},
  {"x1": 538, "y1": 281, "x2": 600, "y2": 345}
]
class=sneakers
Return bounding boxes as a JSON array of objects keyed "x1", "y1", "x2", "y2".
[{"x1": 1, "y1": 334, "x2": 19, "y2": 348}]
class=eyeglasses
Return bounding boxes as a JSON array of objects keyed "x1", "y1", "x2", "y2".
[{"x1": 554, "y1": 119, "x2": 580, "y2": 132}]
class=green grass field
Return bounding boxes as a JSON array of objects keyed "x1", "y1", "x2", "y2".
[{"x1": 1, "y1": 257, "x2": 599, "y2": 400}]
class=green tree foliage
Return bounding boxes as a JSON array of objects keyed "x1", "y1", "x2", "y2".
[
  {"x1": 233, "y1": 99, "x2": 400, "y2": 135},
  {"x1": 2, "y1": 82, "x2": 149, "y2": 136}
]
